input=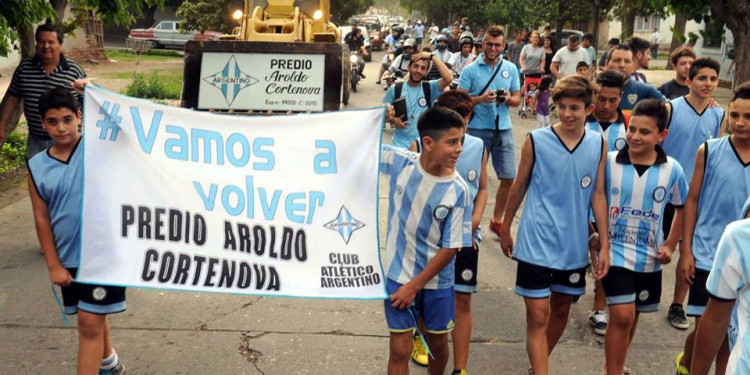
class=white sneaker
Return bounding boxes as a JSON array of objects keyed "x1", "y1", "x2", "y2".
[{"x1": 589, "y1": 310, "x2": 608, "y2": 336}]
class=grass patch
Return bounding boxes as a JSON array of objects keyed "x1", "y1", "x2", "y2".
[
  {"x1": 105, "y1": 48, "x2": 183, "y2": 62},
  {"x1": 0, "y1": 132, "x2": 28, "y2": 174},
  {"x1": 124, "y1": 71, "x2": 183, "y2": 100}
]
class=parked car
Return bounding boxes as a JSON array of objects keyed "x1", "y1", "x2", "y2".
[
  {"x1": 339, "y1": 26, "x2": 372, "y2": 62},
  {"x1": 547, "y1": 29, "x2": 584, "y2": 48},
  {"x1": 128, "y1": 20, "x2": 223, "y2": 48}
]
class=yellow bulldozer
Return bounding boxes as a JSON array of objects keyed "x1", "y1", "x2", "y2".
[{"x1": 181, "y1": 0, "x2": 351, "y2": 112}]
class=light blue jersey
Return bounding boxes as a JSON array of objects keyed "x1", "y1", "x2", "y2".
[
  {"x1": 692, "y1": 137, "x2": 750, "y2": 271},
  {"x1": 380, "y1": 145, "x2": 473, "y2": 289},
  {"x1": 455, "y1": 134, "x2": 485, "y2": 242},
  {"x1": 383, "y1": 80, "x2": 441, "y2": 148},
  {"x1": 662, "y1": 96, "x2": 725, "y2": 181},
  {"x1": 706, "y1": 218, "x2": 750, "y2": 374},
  {"x1": 514, "y1": 127, "x2": 604, "y2": 270},
  {"x1": 606, "y1": 146, "x2": 688, "y2": 272},
  {"x1": 27, "y1": 139, "x2": 83, "y2": 268},
  {"x1": 585, "y1": 110, "x2": 628, "y2": 152}
]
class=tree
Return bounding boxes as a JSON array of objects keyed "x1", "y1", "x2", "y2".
[
  {"x1": 330, "y1": 0, "x2": 374, "y2": 24},
  {"x1": 177, "y1": 0, "x2": 235, "y2": 33},
  {"x1": 0, "y1": 0, "x2": 165, "y2": 59}
]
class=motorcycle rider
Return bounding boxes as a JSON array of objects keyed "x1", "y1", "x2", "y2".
[
  {"x1": 449, "y1": 34, "x2": 475, "y2": 77},
  {"x1": 388, "y1": 38, "x2": 418, "y2": 77},
  {"x1": 377, "y1": 26, "x2": 405, "y2": 84},
  {"x1": 425, "y1": 34, "x2": 453, "y2": 80},
  {"x1": 343, "y1": 24, "x2": 368, "y2": 78}
]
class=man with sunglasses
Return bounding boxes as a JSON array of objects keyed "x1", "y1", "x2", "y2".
[{"x1": 459, "y1": 26, "x2": 522, "y2": 240}]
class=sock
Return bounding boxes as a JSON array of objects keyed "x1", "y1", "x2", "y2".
[
  {"x1": 670, "y1": 303, "x2": 682, "y2": 309},
  {"x1": 100, "y1": 350, "x2": 118, "y2": 370}
]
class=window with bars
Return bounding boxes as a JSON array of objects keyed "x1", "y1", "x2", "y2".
[{"x1": 634, "y1": 16, "x2": 659, "y2": 32}]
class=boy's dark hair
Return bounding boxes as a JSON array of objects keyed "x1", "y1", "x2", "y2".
[
  {"x1": 539, "y1": 76, "x2": 553, "y2": 92},
  {"x1": 568, "y1": 34, "x2": 580, "y2": 43},
  {"x1": 596, "y1": 70, "x2": 625, "y2": 91},
  {"x1": 608, "y1": 37, "x2": 620, "y2": 46},
  {"x1": 669, "y1": 46, "x2": 696, "y2": 66},
  {"x1": 627, "y1": 36, "x2": 650, "y2": 56},
  {"x1": 417, "y1": 107, "x2": 465, "y2": 141},
  {"x1": 576, "y1": 61, "x2": 589, "y2": 69},
  {"x1": 35, "y1": 22, "x2": 63, "y2": 44},
  {"x1": 485, "y1": 26, "x2": 504, "y2": 39},
  {"x1": 688, "y1": 57, "x2": 721, "y2": 80},
  {"x1": 631, "y1": 99, "x2": 668, "y2": 132},
  {"x1": 552, "y1": 75, "x2": 596, "y2": 107},
  {"x1": 731, "y1": 81, "x2": 750, "y2": 102},
  {"x1": 606, "y1": 44, "x2": 633, "y2": 63},
  {"x1": 38, "y1": 87, "x2": 79, "y2": 119},
  {"x1": 583, "y1": 33, "x2": 594, "y2": 42},
  {"x1": 436, "y1": 89, "x2": 474, "y2": 120}
]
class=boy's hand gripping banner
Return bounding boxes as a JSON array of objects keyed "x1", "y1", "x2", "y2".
[{"x1": 78, "y1": 86, "x2": 386, "y2": 299}]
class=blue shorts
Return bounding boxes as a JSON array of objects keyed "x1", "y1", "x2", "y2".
[
  {"x1": 384, "y1": 279, "x2": 455, "y2": 334},
  {"x1": 467, "y1": 128, "x2": 516, "y2": 179}
]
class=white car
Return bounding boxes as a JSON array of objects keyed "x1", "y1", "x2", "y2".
[{"x1": 128, "y1": 20, "x2": 223, "y2": 48}]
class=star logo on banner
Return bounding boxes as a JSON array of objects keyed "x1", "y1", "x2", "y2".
[
  {"x1": 324, "y1": 206, "x2": 365, "y2": 245},
  {"x1": 203, "y1": 55, "x2": 258, "y2": 106}
]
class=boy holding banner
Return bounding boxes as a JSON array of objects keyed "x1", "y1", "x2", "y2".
[
  {"x1": 28, "y1": 87, "x2": 126, "y2": 375},
  {"x1": 381, "y1": 106, "x2": 473, "y2": 374}
]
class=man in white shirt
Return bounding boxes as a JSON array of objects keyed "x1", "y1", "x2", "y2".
[
  {"x1": 651, "y1": 28, "x2": 660, "y2": 60},
  {"x1": 550, "y1": 35, "x2": 591, "y2": 79}
]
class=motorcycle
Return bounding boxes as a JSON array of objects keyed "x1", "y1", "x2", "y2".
[
  {"x1": 381, "y1": 69, "x2": 405, "y2": 91},
  {"x1": 349, "y1": 52, "x2": 361, "y2": 93}
]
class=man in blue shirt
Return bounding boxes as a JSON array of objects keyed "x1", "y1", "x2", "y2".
[
  {"x1": 458, "y1": 25, "x2": 521, "y2": 239},
  {"x1": 605, "y1": 44, "x2": 666, "y2": 115},
  {"x1": 383, "y1": 51, "x2": 453, "y2": 148}
]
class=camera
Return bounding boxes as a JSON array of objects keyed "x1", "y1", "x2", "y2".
[{"x1": 495, "y1": 89, "x2": 508, "y2": 103}]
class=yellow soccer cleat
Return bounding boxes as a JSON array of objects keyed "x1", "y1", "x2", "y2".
[{"x1": 411, "y1": 334, "x2": 429, "y2": 366}]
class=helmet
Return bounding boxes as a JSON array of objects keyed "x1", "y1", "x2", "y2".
[
  {"x1": 403, "y1": 38, "x2": 418, "y2": 49},
  {"x1": 459, "y1": 36, "x2": 473, "y2": 47},
  {"x1": 441, "y1": 27, "x2": 451, "y2": 35},
  {"x1": 391, "y1": 26, "x2": 404, "y2": 38},
  {"x1": 434, "y1": 35, "x2": 449, "y2": 44}
]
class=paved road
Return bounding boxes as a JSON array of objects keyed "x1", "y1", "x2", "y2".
[{"x1": 0, "y1": 51, "x2": 707, "y2": 374}]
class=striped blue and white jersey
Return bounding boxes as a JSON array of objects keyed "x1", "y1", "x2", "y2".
[
  {"x1": 380, "y1": 145, "x2": 473, "y2": 289},
  {"x1": 606, "y1": 146, "x2": 688, "y2": 272},
  {"x1": 662, "y1": 96, "x2": 724, "y2": 181},
  {"x1": 585, "y1": 111, "x2": 628, "y2": 152},
  {"x1": 416, "y1": 134, "x2": 486, "y2": 242},
  {"x1": 27, "y1": 139, "x2": 83, "y2": 268},
  {"x1": 514, "y1": 127, "x2": 604, "y2": 270},
  {"x1": 706, "y1": 218, "x2": 750, "y2": 374},
  {"x1": 727, "y1": 195, "x2": 750, "y2": 352},
  {"x1": 693, "y1": 137, "x2": 750, "y2": 271}
]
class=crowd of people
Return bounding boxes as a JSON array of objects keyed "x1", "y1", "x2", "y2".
[
  {"x1": 380, "y1": 19, "x2": 750, "y2": 375},
  {"x1": 2, "y1": 17, "x2": 750, "y2": 375}
]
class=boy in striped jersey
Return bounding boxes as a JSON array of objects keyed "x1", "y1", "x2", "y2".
[
  {"x1": 663, "y1": 57, "x2": 725, "y2": 331},
  {"x1": 691, "y1": 196, "x2": 750, "y2": 375},
  {"x1": 381, "y1": 106, "x2": 473, "y2": 375},
  {"x1": 585, "y1": 69, "x2": 629, "y2": 336},
  {"x1": 601, "y1": 99, "x2": 689, "y2": 375},
  {"x1": 500, "y1": 76, "x2": 610, "y2": 375},
  {"x1": 676, "y1": 82, "x2": 750, "y2": 375}
]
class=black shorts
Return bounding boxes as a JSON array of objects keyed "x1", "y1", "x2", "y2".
[
  {"x1": 454, "y1": 244, "x2": 479, "y2": 294},
  {"x1": 687, "y1": 269, "x2": 711, "y2": 317},
  {"x1": 601, "y1": 266, "x2": 662, "y2": 312},
  {"x1": 61, "y1": 268, "x2": 126, "y2": 315},
  {"x1": 515, "y1": 260, "x2": 586, "y2": 299}
]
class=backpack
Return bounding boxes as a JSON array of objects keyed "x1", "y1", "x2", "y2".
[{"x1": 395, "y1": 81, "x2": 432, "y2": 109}]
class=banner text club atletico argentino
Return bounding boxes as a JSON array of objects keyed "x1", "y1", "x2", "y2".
[{"x1": 78, "y1": 86, "x2": 387, "y2": 299}]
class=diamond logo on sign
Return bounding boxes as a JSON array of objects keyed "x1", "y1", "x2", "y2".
[
  {"x1": 203, "y1": 55, "x2": 259, "y2": 106},
  {"x1": 324, "y1": 206, "x2": 366, "y2": 245}
]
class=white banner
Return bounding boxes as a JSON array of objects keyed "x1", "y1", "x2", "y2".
[
  {"x1": 198, "y1": 52, "x2": 325, "y2": 111},
  {"x1": 78, "y1": 86, "x2": 387, "y2": 299}
]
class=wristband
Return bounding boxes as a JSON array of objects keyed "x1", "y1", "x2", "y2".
[{"x1": 588, "y1": 233, "x2": 597, "y2": 241}]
